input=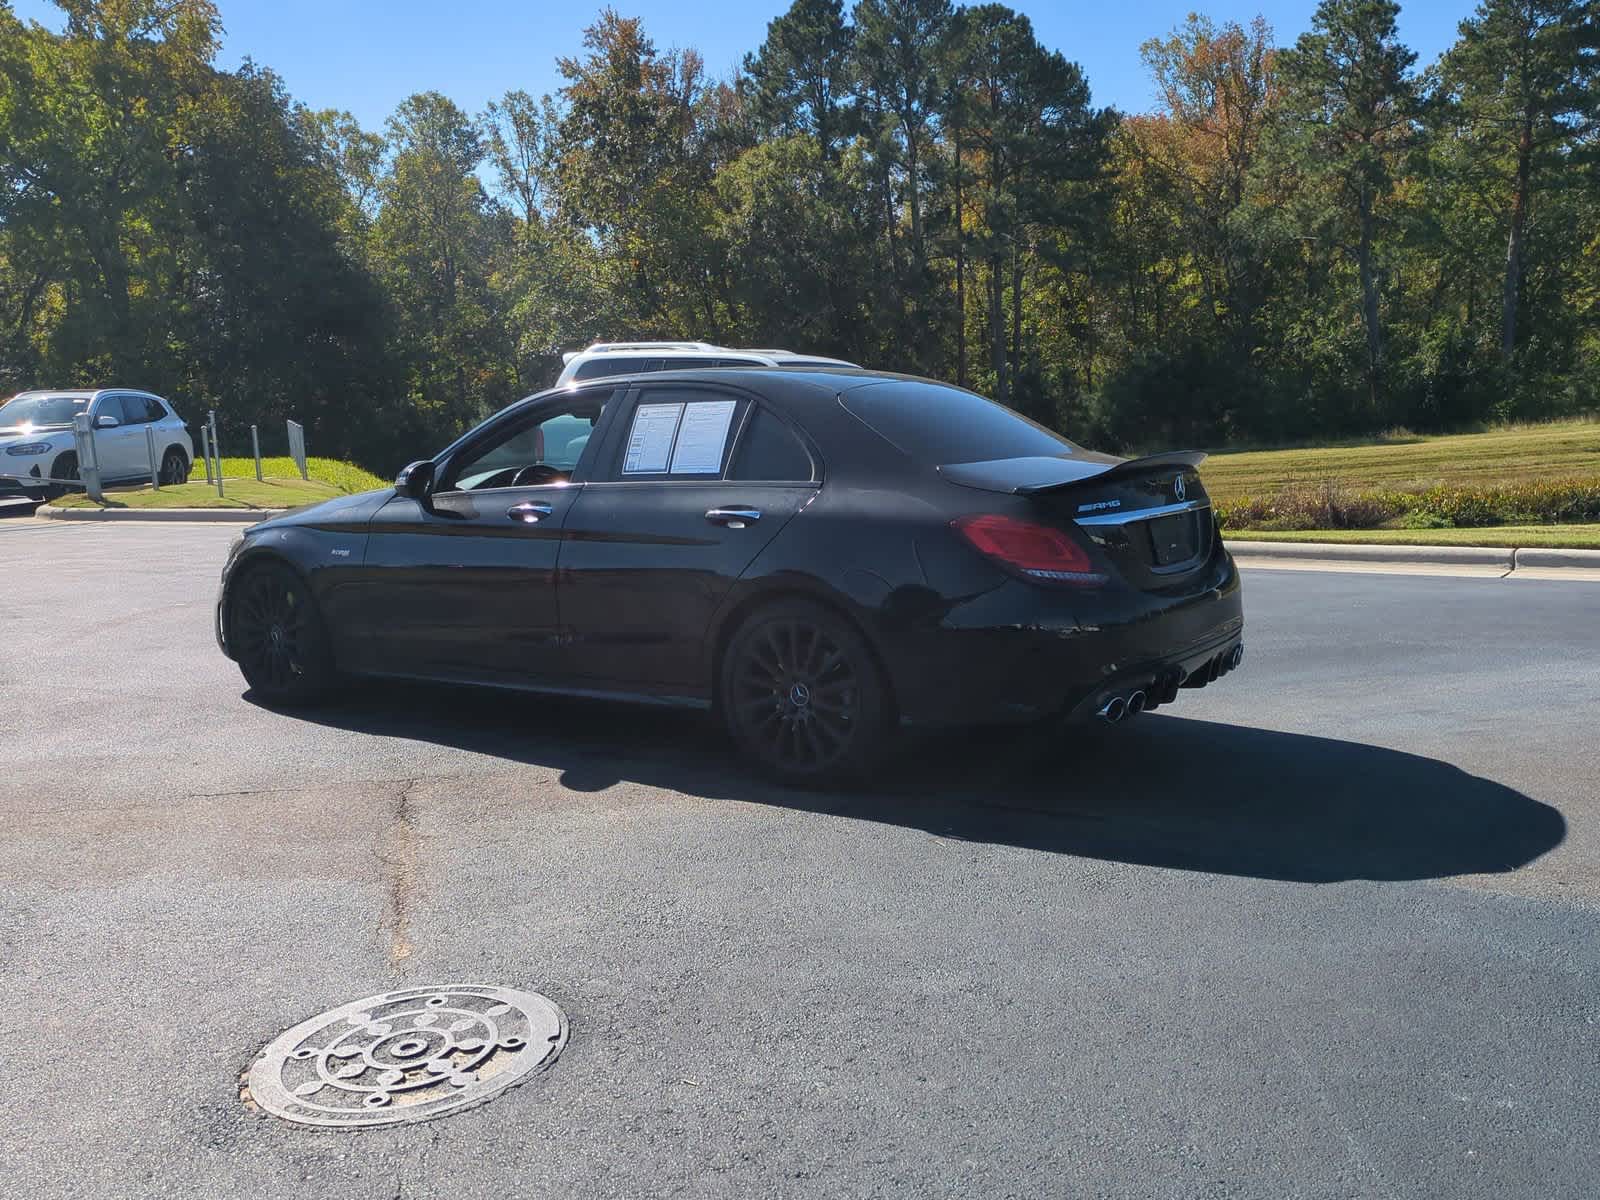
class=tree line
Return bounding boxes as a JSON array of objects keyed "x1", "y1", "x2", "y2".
[{"x1": 1, "y1": 0, "x2": 1596, "y2": 471}]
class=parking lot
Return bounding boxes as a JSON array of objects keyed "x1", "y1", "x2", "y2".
[{"x1": 3, "y1": 517, "x2": 1598, "y2": 1198}]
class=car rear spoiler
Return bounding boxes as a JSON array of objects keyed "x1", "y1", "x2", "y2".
[{"x1": 938, "y1": 451, "x2": 1208, "y2": 496}]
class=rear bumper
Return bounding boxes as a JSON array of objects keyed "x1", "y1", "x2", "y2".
[{"x1": 880, "y1": 545, "x2": 1244, "y2": 727}]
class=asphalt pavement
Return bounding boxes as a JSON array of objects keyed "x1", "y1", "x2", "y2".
[{"x1": 2, "y1": 518, "x2": 1597, "y2": 1199}]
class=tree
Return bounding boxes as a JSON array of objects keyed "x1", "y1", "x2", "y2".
[
  {"x1": 0, "y1": 0, "x2": 221, "y2": 379},
  {"x1": 1439, "y1": 0, "x2": 1600, "y2": 365},
  {"x1": 553, "y1": 10, "x2": 722, "y2": 335},
  {"x1": 1137, "y1": 15, "x2": 1278, "y2": 341},
  {"x1": 852, "y1": 0, "x2": 952, "y2": 267},
  {"x1": 302, "y1": 108, "x2": 386, "y2": 227},
  {"x1": 945, "y1": 4, "x2": 1113, "y2": 410},
  {"x1": 481, "y1": 89, "x2": 559, "y2": 229},
  {"x1": 1263, "y1": 0, "x2": 1419, "y2": 415},
  {"x1": 374, "y1": 92, "x2": 515, "y2": 431},
  {"x1": 743, "y1": 0, "x2": 855, "y2": 161},
  {"x1": 170, "y1": 65, "x2": 396, "y2": 457}
]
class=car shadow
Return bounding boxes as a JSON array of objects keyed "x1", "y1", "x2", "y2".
[{"x1": 257, "y1": 683, "x2": 1566, "y2": 885}]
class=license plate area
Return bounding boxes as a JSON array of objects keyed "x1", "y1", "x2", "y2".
[{"x1": 1147, "y1": 512, "x2": 1199, "y2": 567}]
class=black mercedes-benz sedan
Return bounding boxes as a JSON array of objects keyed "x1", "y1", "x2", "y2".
[{"x1": 217, "y1": 368, "x2": 1243, "y2": 782}]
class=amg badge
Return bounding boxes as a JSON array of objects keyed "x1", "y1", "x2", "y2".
[{"x1": 1077, "y1": 499, "x2": 1122, "y2": 513}]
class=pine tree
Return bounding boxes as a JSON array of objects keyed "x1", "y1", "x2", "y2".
[
  {"x1": 1266, "y1": 0, "x2": 1419, "y2": 414},
  {"x1": 1439, "y1": 0, "x2": 1600, "y2": 365}
]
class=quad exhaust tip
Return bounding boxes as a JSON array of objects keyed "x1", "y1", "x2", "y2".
[{"x1": 1099, "y1": 653, "x2": 1234, "y2": 722}]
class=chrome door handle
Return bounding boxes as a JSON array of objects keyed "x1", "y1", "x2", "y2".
[
  {"x1": 507, "y1": 501, "x2": 555, "y2": 523},
  {"x1": 706, "y1": 507, "x2": 762, "y2": 529}
]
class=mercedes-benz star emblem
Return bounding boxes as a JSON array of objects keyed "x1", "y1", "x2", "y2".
[{"x1": 1173, "y1": 475, "x2": 1187, "y2": 501}]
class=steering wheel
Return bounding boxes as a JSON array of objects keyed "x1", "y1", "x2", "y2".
[{"x1": 509, "y1": 463, "x2": 568, "y2": 487}]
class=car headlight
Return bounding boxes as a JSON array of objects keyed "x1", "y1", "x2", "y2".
[{"x1": 5, "y1": 442, "x2": 53, "y2": 456}]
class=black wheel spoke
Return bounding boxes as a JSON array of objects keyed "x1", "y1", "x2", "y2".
[
  {"x1": 230, "y1": 567, "x2": 328, "y2": 701},
  {"x1": 728, "y1": 613, "x2": 875, "y2": 776}
]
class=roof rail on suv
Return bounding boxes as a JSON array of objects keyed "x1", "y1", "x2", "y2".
[
  {"x1": 564, "y1": 341, "x2": 722, "y2": 363},
  {"x1": 556, "y1": 341, "x2": 858, "y2": 385}
]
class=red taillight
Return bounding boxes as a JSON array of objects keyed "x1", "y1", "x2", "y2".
[{"x1": 952, "y1": 514, "x2": 1106, "y2": 585}]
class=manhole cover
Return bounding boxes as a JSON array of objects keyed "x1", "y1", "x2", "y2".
[{"x1": 246, "y1": 984, "x2": 567, "y2": 1128}]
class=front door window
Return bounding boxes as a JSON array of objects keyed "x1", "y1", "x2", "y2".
[{"x1": 443, "y1": 397, "x2": 608, "y2": 493}]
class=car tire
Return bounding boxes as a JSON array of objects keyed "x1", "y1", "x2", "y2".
[
  {"x1": 228, "y1": 561, "x2": 337, "y2": 706},
  {"x1": 159, "y1": 447, "x2": 189, "y2": 486},
  {"x1": 46, "y1": 452, "x2": 78, "y2": 501},
  {"x1": 719, "y1": 597, "x2": 893, "y2": 785}
]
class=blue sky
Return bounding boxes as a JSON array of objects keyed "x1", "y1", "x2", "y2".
[{"x1": 13, "y1": 0, "x2": 1473, "y2": 130}]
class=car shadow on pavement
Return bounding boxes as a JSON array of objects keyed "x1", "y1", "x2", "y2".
[{"x1": 262, "y1": 683, "x2": 1565, "y2": 885}]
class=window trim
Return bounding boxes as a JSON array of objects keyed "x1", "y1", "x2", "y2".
[
  {"x1": 724, "y1": 403, "x2": 818, "y2": 485},
  {"x1": 596, "y1": 384, "x2": 750, "y2": 484},
  {"x1": 432, "y1": 385, "x2": 621, "y2": 498},
  {"x1": 587, "y1": 382, "x2": 823, "y2": 488}
]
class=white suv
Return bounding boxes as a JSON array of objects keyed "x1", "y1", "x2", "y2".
[
  {"x1": 555, "y1": 342, "x2": 857, "y2": 386},
  {"x1": 0, "y1": 389, "x2": 195, "y2": 500}
]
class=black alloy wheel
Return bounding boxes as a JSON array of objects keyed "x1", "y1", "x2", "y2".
[
  {"x1": 160, "y1": 447, "x2": 189, "y2": 486},
  {"x1": 721, "y1": 599, "x2": 891, "y2": 783},
  {"x1": 229, "y1": 562, "x2": 335, "y2": 704}
]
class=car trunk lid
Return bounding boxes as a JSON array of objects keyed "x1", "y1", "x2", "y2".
[{"x1": 940, "y1": 451, "x2": 1216, "y2": 589}]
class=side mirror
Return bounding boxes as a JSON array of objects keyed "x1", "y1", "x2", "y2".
[
  {"x1": 395, "y1": 460, "x2": 435, "y2": 503},
  {"x1": 95, "y1": 414, "x2": 120, "y2": 429}
]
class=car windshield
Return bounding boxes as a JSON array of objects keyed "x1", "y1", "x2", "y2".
[
  {"x1": 0, "y1": 395, "x2": 89, "y2": 428},
  {"x1": 839, "y1": 380, "x2": 1080, "y2": 464}
]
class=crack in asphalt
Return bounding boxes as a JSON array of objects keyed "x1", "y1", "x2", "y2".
[{"x1": 376, "y1": 778, "x2": 424, "y2": 969}]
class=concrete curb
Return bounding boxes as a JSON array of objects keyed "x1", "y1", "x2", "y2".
[
  {"x1": 1224, "y1": 540, "x2": 1514, "y2": 569},
  {"x1": 37, "y1": 504, "x2": 284, "y2": 523},
  {"x1": 1226, "y1": 539, "x2": 1600, "y2": 576},
  {"x1": 1512, "y1": 547, "x2": 1600, "y2": 570}
]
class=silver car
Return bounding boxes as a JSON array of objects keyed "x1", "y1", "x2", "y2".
[{"x1": 0, "y1": 389, "x2": 195, "y2": 501}]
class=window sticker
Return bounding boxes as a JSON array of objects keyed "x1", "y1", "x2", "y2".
[
  {"x1": 622, "y1": 402, "x2": 683, "y2": 474},
  {"x1": 669, "y1": 400, "x2": 737, "y2": 474}
]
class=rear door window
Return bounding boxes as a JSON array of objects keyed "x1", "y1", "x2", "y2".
[
  {"x1": 117, "y1": 395, "x2": 160, "y2": 424},
  {"x1": 102, "y1": 395, "x2": 139, "y2": 424},
  {"x1": 840, "y1": 380, "x2": 1079, "y2": 464},
  {"x1": 729, "y1": 408, "x2": 814, "y2": 482},
  {"x1": 608, "y1": 389, "x2": 745, "y2": 480}
]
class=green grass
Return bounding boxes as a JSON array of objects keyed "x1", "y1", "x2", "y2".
[
  {"x1": 54, "y1": 476, "x2": 346, "y2": 510},
  {"x1": 1226, "y1": 524, "x2": 1600, "y2": 549},
  {"x1": 53, "y1": 455, "x2": 386, "y2": 510},
  {"x1": 1202, "y1": 418, "x2": 1600, "y2": 507},
  {"x1": 205, "y1": 456, "x2": 388, "y2": 494}
]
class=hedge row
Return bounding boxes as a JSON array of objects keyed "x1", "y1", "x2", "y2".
[{"x1": 1217, "y1": 477, "x2": 1600, "y2": 531}]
